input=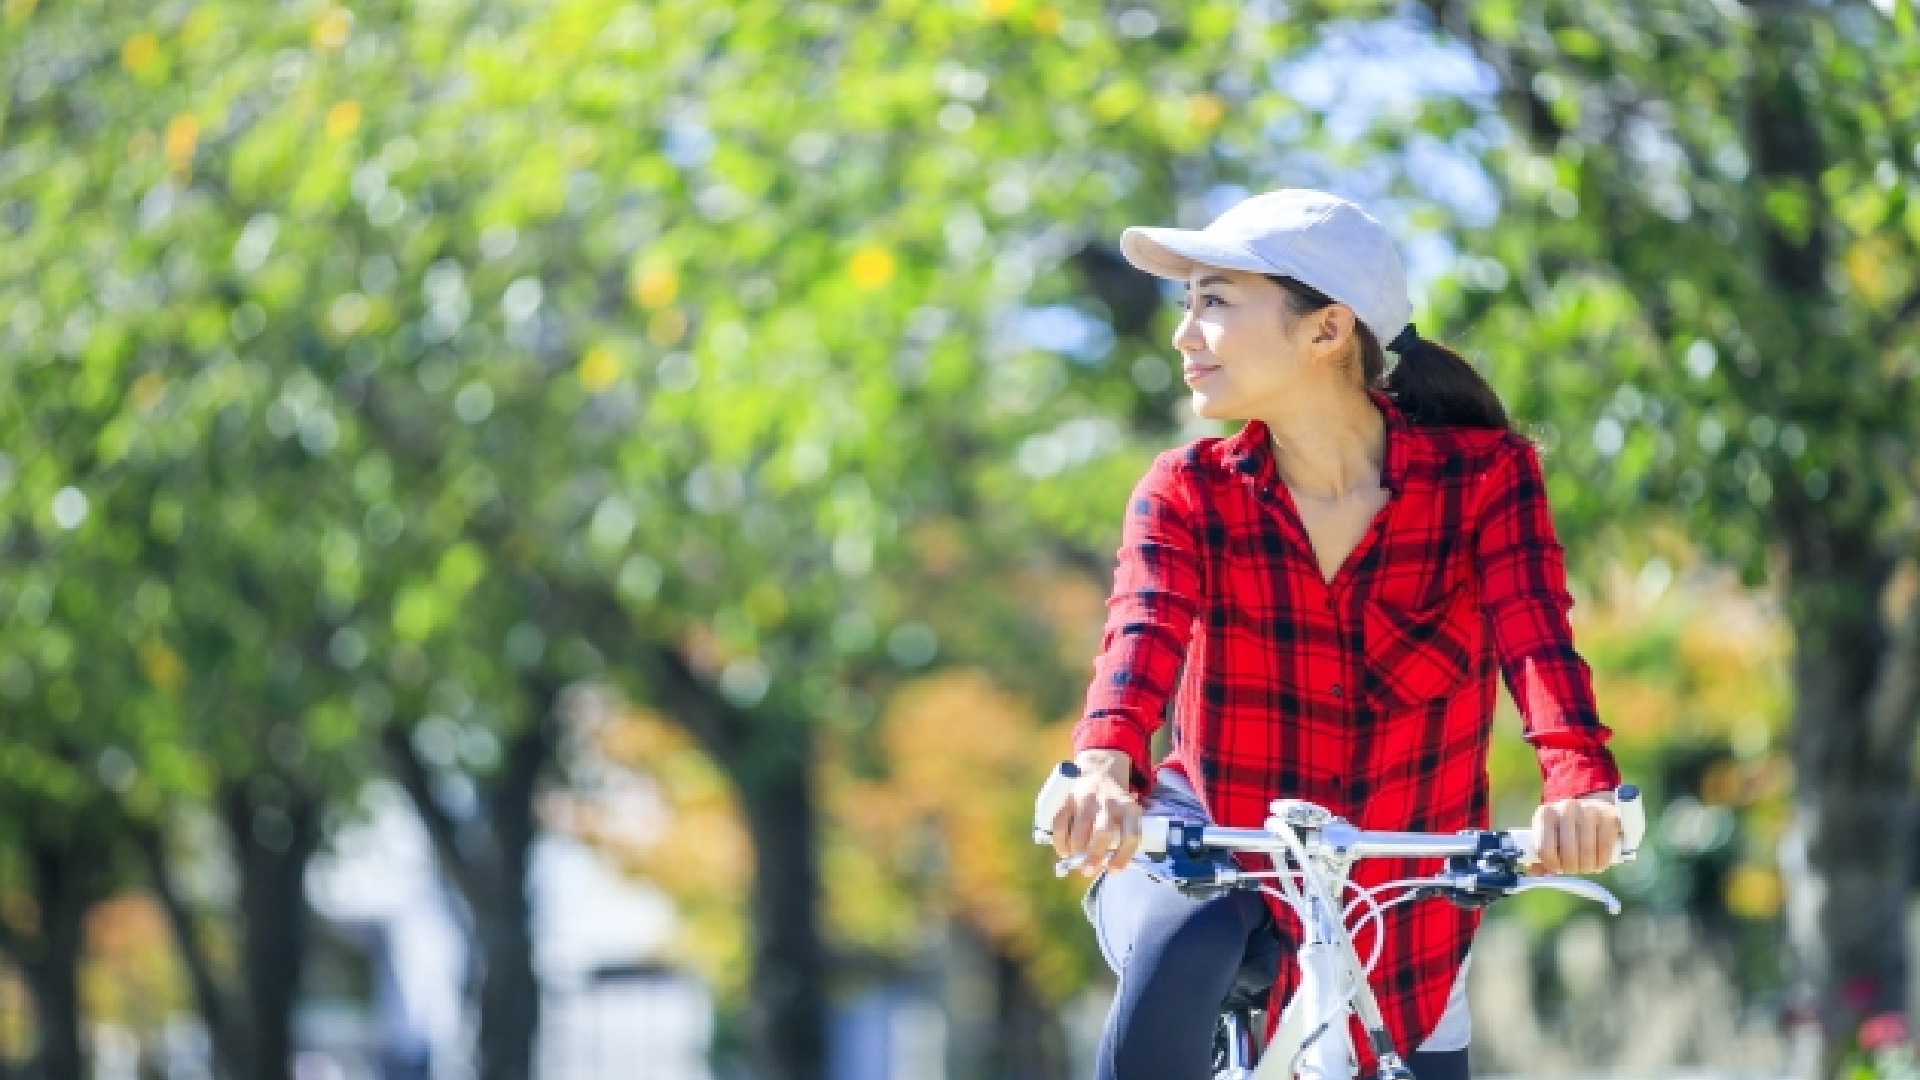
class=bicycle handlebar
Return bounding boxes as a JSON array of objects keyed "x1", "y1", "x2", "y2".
[
  {"x1": 1031, "y1": 761, "x2": 1646, "y2": 868},
  {"x1": 1032, "y1": 763, "x2": 1641, "y2": 1077}
]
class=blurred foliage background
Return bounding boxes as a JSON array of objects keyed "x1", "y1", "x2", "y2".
[{"x1": 1, "y1": 0, "x2": 1918, "y2": 1079}]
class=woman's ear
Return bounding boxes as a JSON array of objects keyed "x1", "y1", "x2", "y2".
[{"x1": 1310, "y1": 305, "x2": 1355, "y2": 351}]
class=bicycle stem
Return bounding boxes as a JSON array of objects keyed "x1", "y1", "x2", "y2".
[{"x1": 1273, "y1": 818, "x2": 1405, "y2": 1079}]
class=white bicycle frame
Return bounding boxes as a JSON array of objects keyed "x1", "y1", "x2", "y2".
[{"x1": 1034, "y1": 765, "x2": 1647, "y2": 1080}]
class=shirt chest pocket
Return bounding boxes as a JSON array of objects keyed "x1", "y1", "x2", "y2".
[{"x1": 1362, "y1": 582, "x2": 1479, "y2": 711}]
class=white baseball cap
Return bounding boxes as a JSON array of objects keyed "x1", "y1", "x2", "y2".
[{"x1": 1119, "y1": 189, "x2": 1413, "y2": 346}]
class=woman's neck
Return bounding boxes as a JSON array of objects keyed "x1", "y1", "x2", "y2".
[{"x1": 1255, "y1": 386, "x2": 1386, "y2": 501}]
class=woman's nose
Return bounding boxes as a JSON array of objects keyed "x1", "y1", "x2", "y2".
[{"x1": 1172, "y1": 310, "x2": 1203, "y2": 353}]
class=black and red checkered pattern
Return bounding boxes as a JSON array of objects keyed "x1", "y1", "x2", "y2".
[{"x1": 1073, "y1": 388, "x2": 1621, "y2": 1057}]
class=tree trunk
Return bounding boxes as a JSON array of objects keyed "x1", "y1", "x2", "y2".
[
  {"x1": 989, "y1": 934, "x2": 1067, "y2": 1080},
  {"x1": 473, "y1": 899, "x2": 540, "y2": 1080},
  {"x1": 139, "y1": 823, "x2": 248, "y2": 1080},
  {"x1": 19, "y1": 833, "x2": 93, "y2": 1080},
  {"x1": 633, "y1": 645, "x2": 833, "y2": 1080},
  {"x1": 385, "y1": 682, "x2": 558, "y2": 1080},
  {"x1": 474, "y1": 733, "x2": 543, "y2": 1080},
  {"x1": 1750, "y1": 0, "x2": 1919, "y2": 1060},
  {"x1": 221, "y1": 782, "x2": 323, "y2": 1080},
  {"x1": 730, "y1": 727, "x2": 827, "y2": 1080},
  {"x1": 1779, "y1": 543, "x2": 1919, "y2": 1061}
]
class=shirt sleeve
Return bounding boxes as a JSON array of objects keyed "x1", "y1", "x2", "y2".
[
  {"x1": 1072, "y1": 453, "x2": 1202, "y2": 793},
  {"x1": 1477, "y1": 435, "x2": 1623, "y2": 802}
]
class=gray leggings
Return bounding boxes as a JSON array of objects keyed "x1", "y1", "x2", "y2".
[{"x1": 1088, "y1": 865, "x2": 1470, "y2": 1080}]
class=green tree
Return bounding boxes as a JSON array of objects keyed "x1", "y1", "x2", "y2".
[
  {"x1": 1379, "y1": 0, "x2": 1920, "y2": 1057},
  {"x1": 1, "y1": 6, "x2": 421, "y2": 1078}
]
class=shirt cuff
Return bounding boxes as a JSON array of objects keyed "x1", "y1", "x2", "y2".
[
  {"x1": 1071, "y1": 716, "x2": 1154, "y2": 796},
  {"x1": 1538, "y1": 745, "x2": 1623, "y2": 803}
]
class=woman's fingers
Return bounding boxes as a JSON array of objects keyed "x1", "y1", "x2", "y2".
[
  {"x1": 1049, "y1": 798, "x2": 1075, "y2": 858},
  {"x1": 1583, "y1": 800, "x2": 1622, "y2": 872},
  {"x1": 1101, "y1": 800, "x2": 1142, "y2": 871},
  {"x1": 1083, "y1": 802, "x2": 1118, "y2": 875},
  {"x1": 1531, "y1": 802, "x2": 1559, "y2": 874},
  {"x1": 1059, "y1": 789, "x2": 1141, "y2": 875},
  {"x1": 1533, "y1": 797, "x2": 1623, "y2": 875},
  {"x1": 1080, "y1": 798, "x2": 1129, "y2": 876},
  {"x1": 1579, "y1": 801, "x2": 1607, "y2": 871},
  {"x1": 1557, "y1": 804, "x2": 1583, "y2": 874},
  {"x1": 1064, "y1": 790, "x2": 1101, "y2": 861}
]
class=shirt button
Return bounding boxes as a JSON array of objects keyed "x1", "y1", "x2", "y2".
[{"x1": 1331, "y1": 683, "x2": 1343, "y2": 698}]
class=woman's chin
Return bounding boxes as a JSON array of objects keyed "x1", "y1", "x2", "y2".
[{"x1": 1188, "y1": 392, "x2": 1234, "y2": 421}]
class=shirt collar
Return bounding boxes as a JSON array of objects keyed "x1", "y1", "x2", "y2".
[{"x1": 1223, "y1": 387, "x2": 1409, "y2": 495}]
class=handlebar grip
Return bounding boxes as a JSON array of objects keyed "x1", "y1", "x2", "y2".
[
  {"x1": 1509, "y1": 827, "x2": 1538, "y2": 865},
  {"x1": 1615, "y1": 783, "x2": 1645, "y2": 862},
  {"x1": 1031, "y1": 761, "x2": 1080, "y2": 842},
  {"x1": 1139, "y1": 816, "x2": 1171, "y2": 858},
  {"x1": 1509, "y1": 784, "x2": 1645, "y2": 866}
]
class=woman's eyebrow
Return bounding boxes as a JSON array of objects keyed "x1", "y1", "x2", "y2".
[{"x1": 1191, "y1": 274, "x2": 1234, "y2": 288}]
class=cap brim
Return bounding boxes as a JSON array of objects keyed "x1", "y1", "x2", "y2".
[{"x1": 1119, "y1": 226, "x2": 1275, "y2": 280}]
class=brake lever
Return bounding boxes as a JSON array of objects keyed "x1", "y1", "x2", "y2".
[{"x1": 1510, "y1": 875, "x2": 1621, "y2": 915}]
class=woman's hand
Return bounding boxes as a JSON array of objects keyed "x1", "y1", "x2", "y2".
[
  {"x1": 1050, "y1": 749, "x2": 1144, "y2": 877},
  {"x1": 1529, "y1": 790, "x2": 1622, "y2": 875}
]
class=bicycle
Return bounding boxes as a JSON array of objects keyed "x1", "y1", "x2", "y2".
[{"x1": 1033, "y1": 764, "x2": 1647, "y2": 1080}]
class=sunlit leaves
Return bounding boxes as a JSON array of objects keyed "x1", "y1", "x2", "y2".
[
  {"x1": 630, "y1": 265, "x2": 678, "y2": 310},
  {"x1": 311, "y1": 7, "x2": 352, "y2": 50},
  {"x1": 0, "y1": 0, "x2": 1467, "y2": 1024},
  {"x1": 847, "y1": 247, "x2": 896, "y2": 290},
  {"x1": 121, "y1": 32, "x2": 161, "y2": 77},
  {"x1": 577, "y1": 343, "x2": 622, "y2": 391}
]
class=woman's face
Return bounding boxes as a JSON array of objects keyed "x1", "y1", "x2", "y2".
[{"x1": 1171, "y1": 267, "x2": 1358, "y2": 420}]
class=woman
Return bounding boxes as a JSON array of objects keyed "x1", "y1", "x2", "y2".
[{"x1": 1049, "y1": 189, "x2": 1625, "y2": 1080}]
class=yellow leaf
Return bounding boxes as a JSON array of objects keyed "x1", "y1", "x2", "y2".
[
  {"x1": 140, "y1": 642, "x2": 184, "y2": 692},
  {"x1": 981, "y1": 0, "x2": 1014, "y2": 16},
  {"x1": 325, "y1": 100, "x2": 361, "y2": 139},
  {"x1": 633, "y1": 266, "x2": 679, "y2": 309},
  {"x1": 578, "y1": 344, "x2": 622, "y2": 391},
  {"x1": 121, "y1": 32, "x2": 159, "y2": 73},
  {"x1": 1188, "y1": 93, "x2": 1225, "y2": 129},
  {"x1": 313, "y1": 6, "x2": 353, "y2": 49},
  {"x1": 164, "y1": 114, "x2": 199, "y2": 174},
  {"x1": 1032, "y1": 6, "x2": 1062, "y2": 34},
  {"x1": 849, "y1": 246, "x2": 896, "y2": 290},
  {"x1": 1845, "y1": 236, "x2": 1904, "y2": 305},
  {"x1": 1724, "y1": 863, "x2": 1782, "y2": 919}
]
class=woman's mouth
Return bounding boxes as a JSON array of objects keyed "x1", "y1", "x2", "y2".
[{"x1": 1182, "y1": 363, "x2": 1221, "y2": 385}]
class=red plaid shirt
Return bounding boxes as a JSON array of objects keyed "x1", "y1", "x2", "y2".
[{"x1": 1074, "y1": 388, "x2": 1620, "y2": 1057}]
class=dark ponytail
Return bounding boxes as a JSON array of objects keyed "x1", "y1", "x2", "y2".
[{"x1": 1266, "y1": 276, "x2": 1513, "y2": 431}]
